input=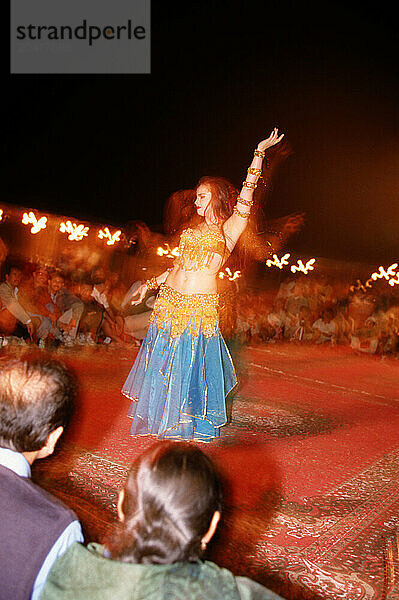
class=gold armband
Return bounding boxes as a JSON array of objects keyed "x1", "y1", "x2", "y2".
[
  {"x1": 247, "y1": 167, "x2": 262, "y2": 177},
  {"x1": 233, "y1": 206, "x2": 251, "y2": 219},
  {"x1": 237, "y1": 195, "x2": 253, "y2": 207},
  {"x1": 242, "y1": 180, "x2": 257, "y2": 189},
  {"x1": 254, "y1": 149, "x2": 265, "y2": 158}
]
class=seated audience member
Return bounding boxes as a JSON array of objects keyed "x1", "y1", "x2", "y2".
[
  {"x1": 236, "y1": 304, "x2": 254, "y2": 345},
  {"x1": 122, "y1": 285, "x2": 155, "y2": 342},
  {"x1": 350, "y1": 315, "x2": 380, "y2": 354},
  {"x1": 290, "y1": 305, "x2": 313, "y2": 342},
  {"x1": 41, "y1": 442, "x2": 284, "y2": 600},
  {"x1": 275, "y1": 276, "x2": 295, "y2": 303},
  {"x1": 283, "y1": 311, "x2": 300, "y2": 340},
  {"x1": 267, "y1": 297, "x2": 288, "y2": 340},
  {"x1": 285, "y1": 280, "x2": 309, "y2": 319},
  {"x1": 282, "y1": 283, "x2": 308, "y2": 340},
  {"x1": 245, "y1": 305, "x2": 260, "y2": 344},
  {"x1": 333, "y1": 299, "x2": 355, "y2": 345},
  {"x1": 376, "y1": 309, "x2": 399, "y2": 357},
  {"x1": 90, "y1": 268, "x2": 125, "y2": 344},
  {"x1": 105, "y1": 271, "x2": 129, "y2": 314},
  {"x1": 47, "y1": 272, "x2": 84, "y2": 343},
  {"x1": 256, "y1": 303, "x2": 274, "y2": 342},
  {"x1": 305, "y1": 276, "x2": 319, "y2": 317},
  {"x1": 348, "y1": 292, "x2": 375, "y2": 331},
  {"x1": 105, "y1": 272, "x2": 148, "y2": 344},
  {"x1": 0, "y1": 264, "x2": 34, "y2": 339},
  {"x1": 75, "y1": 280, "x2": 104, "y2": 344},
  {"x1": 311, "y1": 308, "x2": 337, "y2": 344},
  {"x1": 120, "y1": 278, "x2": 157, "y2": 314},
  {"x1": 17, "y1": 265, "x2": 53, "y2": 342},
  {"x1": 315, "y1": 274, "x2": 334, "y2": 312},
  {"x1": 0, "y1": 359, "x2": 83, "y2": 600}
]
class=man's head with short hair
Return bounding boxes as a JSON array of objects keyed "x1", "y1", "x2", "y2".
[
  {"x1": 49, "y1": 272, "x2": 65, "y2": 295},
  {"x1": 5, "y1": 266, "x2": 22, "y2": 288},
  {"x1": 77, "y1": 281, "x2": 94, "y2": 303},
  {"x1": 0, "y1": 359, "x2": 76, "y2": 453},
  {"x1": 91, "y1": 267, "x2": 106, "y2": 287},
  {"x1": 33, "y1": 266, "x2": 49, "y2": 287}
]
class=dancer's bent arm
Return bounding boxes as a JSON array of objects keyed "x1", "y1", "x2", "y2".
[{"x1": 130, "y1": 269, "x2": 171, "y2": 306}]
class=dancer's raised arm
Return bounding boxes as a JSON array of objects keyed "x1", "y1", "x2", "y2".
[{"x1": 223, "y1": 128, "x2": 284, "y2": 251}]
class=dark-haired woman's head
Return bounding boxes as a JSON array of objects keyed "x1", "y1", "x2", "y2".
[
  {"x1": 195, "y1": 177, "x2": 238, "y2": 225},
  {"x1": 110, "y1": 442, "x2": 222, "y2": 565}
]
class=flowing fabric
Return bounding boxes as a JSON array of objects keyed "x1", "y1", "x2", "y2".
[{"x1": 122, "y1": 286, "x2": 237, "y2": 441}]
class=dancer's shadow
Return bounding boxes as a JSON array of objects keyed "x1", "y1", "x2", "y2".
[
  {"x1": 224, "y1": 337, "x2": 250, "y2": 424},
  {"x1": 206, "y1": 440, "x2": 281, "y2": 584}
]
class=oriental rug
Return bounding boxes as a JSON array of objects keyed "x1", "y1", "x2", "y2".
[{"x1": 3, "y1": 342, "x2": 399, "y2": 600}]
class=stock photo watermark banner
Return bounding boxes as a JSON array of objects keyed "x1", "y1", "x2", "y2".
[{"x1": 10, "y1": 0, "x2": 151, "y2": 74}]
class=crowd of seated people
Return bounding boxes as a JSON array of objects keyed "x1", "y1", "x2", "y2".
[
  {"x1": 0, "y1": 261, "x2": 149, "y2": 349},
  {"x1": 1, "y1": 258, "x2": 398, "y2": 359},
  {"x1": 233, "y1": 274, "x2": 399, "y2": 358}
]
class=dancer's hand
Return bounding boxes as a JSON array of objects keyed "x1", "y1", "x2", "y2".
[
  {"x1": 257, "y1": 128, "x2": 285, "y2": 152},
  {"x1": 131, "y1": 284, "x2": 147, "y2": 306}
]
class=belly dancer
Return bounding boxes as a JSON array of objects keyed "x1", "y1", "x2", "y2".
[{"x1": 122, "y1": 129, "x2": 285, "y2": 441}]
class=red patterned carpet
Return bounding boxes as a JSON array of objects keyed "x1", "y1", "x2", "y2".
[{"x1": 2, "y1": 342, "x2": 399, "y2": 599}]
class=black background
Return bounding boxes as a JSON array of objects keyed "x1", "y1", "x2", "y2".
[{"x1": 3, "y1": 1, "x2": 399, "y2": 263}]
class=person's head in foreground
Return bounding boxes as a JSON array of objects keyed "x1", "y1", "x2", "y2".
[
  {"x1": 110, "y1": 441, "x2": 222, "y2": 564},
  {"x1": 0, "y1": 358, "x2": 82, "y2": 600},
  {"x1": 0, "y1": 358, "x2": 75, "y2": 458},
  {"x1": 40, "y1": 441, "x2": 285, "y2": 599}
]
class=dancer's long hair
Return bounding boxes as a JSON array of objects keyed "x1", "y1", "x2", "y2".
[{"x1": 109, "y1": 442, "x2": 222, "y2": 565}]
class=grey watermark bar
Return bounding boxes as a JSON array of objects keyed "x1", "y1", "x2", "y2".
[{"x1": 10, "y1": 0, "x2": 151, "y2": 74}]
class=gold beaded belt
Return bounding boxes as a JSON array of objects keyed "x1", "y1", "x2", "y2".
[{"x1": 150, "y1": 284, "x2": 219, "y2": 337}]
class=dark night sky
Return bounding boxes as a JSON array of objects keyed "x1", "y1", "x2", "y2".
[{"x1": 3, "y1": 1, "x2": 399, "y2": 264}]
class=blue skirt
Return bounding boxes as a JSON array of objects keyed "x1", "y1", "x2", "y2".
[{"x1": 122, "y1": 314, "x2": 237, "y2": 442}]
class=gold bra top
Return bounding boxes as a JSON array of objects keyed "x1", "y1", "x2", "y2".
[{"x1": 175, "y1": 227, "x2": 227, "y2": 271}]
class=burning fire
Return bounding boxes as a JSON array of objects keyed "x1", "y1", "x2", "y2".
[
  {"x1": 22, "y1": 212, "x2": 47, "y2": 234},
  {"x1": 266, "y1": 253, "x2": 291, "y2": 269},
  {"x1": 59, "y1": 221, "x2": 89, "y2": 241},
  {"x1": 98, "y1": 227, "x2": 121, "y2": 245},
  {"x1": 291, "y1": 258, "x2": 316, "y2": 275}
]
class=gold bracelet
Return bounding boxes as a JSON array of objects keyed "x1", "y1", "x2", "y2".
[
  {"x1": 247, "y1": 167, "x2": 262, "y2": 176},
  {"x1": 237, "y1": 195, "x2": 253, "y2": 207},
  {"x1": 233, "y1": 206, "x2": 251, "y2": 219},
  {"x1": 242, "y1": 180, "x2": 257, "y2": 189},
  {"x1": 145, "y1": 277, "x2": 159, "y2": 290},
  {"x1": 254, "y1": 149, "x2": 265, "y2": 158}
]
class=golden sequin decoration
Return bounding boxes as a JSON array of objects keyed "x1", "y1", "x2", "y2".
[
  {"x1": 175, "y1": 228, "x2": 226, "y2": 271},
  {"x1": 150, "y1": 284, "x2": 219, "y2": 337}
]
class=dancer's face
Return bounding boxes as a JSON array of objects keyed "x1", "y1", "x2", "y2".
[{"x1": 194, "y1": 184, "x2": 213, "y2": 218}]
